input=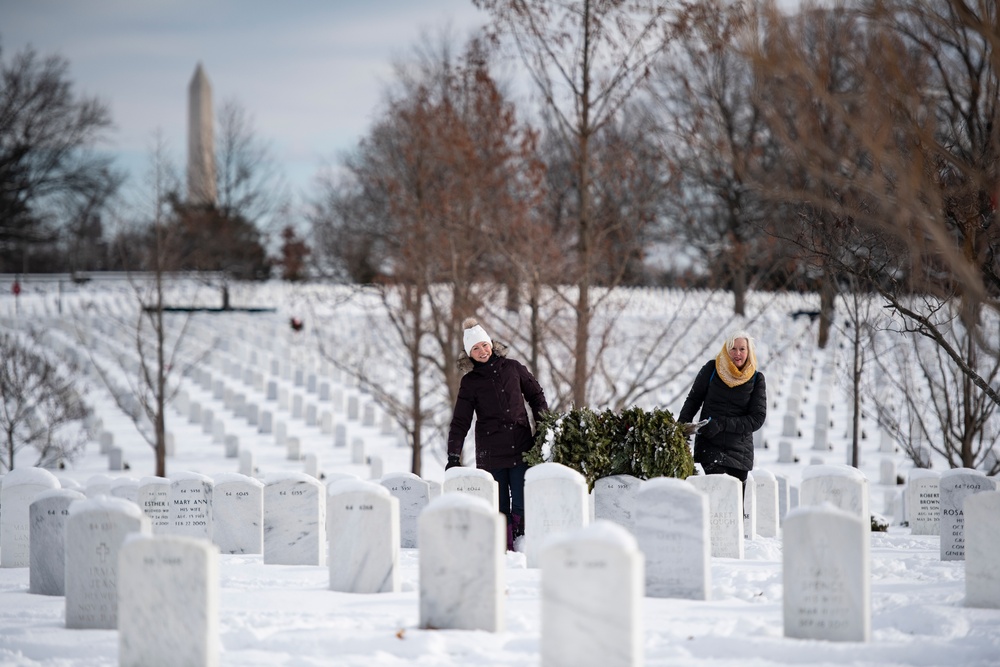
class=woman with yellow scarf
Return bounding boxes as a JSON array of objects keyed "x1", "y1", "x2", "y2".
[{"x1": 678, "y1": 331, "x2": 767, "y2": 485}]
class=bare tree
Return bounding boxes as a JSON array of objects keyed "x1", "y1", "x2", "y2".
[
  {"x1": 85, "y1": 133, "x2": 210, "y2": 477},
  {"x1": 310, "y1": 35, "x2": 545, "y2": 473},
  {"x1": 747, "y1": 0, "x2": 1000, "y2": 405},
  {"x1": 866, "y1": 305, "x2": 1000, "y2": 471},
  {"x1": 0, "y1": 44, "x2": 122, "y2": 272},
  {"x1": 652, "y1": 0, "x2": 776, "y2": 316},
  {"x1": 475, "y1": 0, "x2": 675, "y2": 407},
  {"x1": 0, "y1": 328, "x2": 89, "y2": 472}
]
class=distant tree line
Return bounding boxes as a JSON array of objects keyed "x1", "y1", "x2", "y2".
[{"x1": 2, "y1": 2, "x2": 997, "y2": 473}]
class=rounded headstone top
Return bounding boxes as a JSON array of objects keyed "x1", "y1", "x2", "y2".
[
  {"x1": 2, "y1": 466, "x2": 60, "y2": 490},
  {"x1": 57, "y1": 477, "x2": 83, "y2": 490},
  {"x1": 544, "y1": 519, "x2": 639, "y2": 552},
  {"x1": 214, "y1": 472, "x2": 264, "y2": 488},
  {"x1": 171, "y1": 471, "x2": 213, "y2": 484},
  {"x1": 638, "y1": 476, "x2": 698, "y2": 494},
  {"x1": 33, "y1": 488, "x2": 86, "y2": 504},
  {"x1": 525, "y1": 461, "x2": 586, "y2": 483},
  {"x1": 264, "y1": 471, "x2": 319, "y2": 485},
  {"x1": 380, "y1": 471, "x2": 422, "y2": 482},
  {"x1": 424, "y1": 491, "x2": 493, "y2": 515},
  {"x1": 324, "y1": 472, "x2": 361, "y2": 486},
  {"x1": 68, "y1": 495, "x2": 145, "y2": 520},
  {"x1": 85, "y1": 474, "x2": 114, "y2": 487},
  {"x1": 140, "y1": 476, "x2": 171, "y2": 486},
  {"x1": 940, "y1": 467, "x2": 986, "y2": 480},
  {"x1": 751, "y1": 468, "x2": 776, "y2": 481},
  {"x1": 802, "y1": 464, "x2": 867, "y2": 482},
  {"x1": 906, "y1": 469, "x2": 940, "y2": 482},
  {"x1": 444, "y1": 466, "x2": 494, "y2": 482},
  {"x1": 110, "y1": 477, "x2": 139, "y2": 490},
  {"x1": 327, "y1": 479, "x2": 389, "y2": 498}
]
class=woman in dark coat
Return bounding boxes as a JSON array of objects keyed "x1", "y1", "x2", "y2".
[
  {"x1": 446, "y1": 317, "x2": 548, "y2": 550},
  {"x1": 679, "y1": 330, "x2": 767, "y2": 484}
]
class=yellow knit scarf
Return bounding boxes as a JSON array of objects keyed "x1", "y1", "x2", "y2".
[{"x1": 714, "y1": 341, "x2": 757, "y2": 388}]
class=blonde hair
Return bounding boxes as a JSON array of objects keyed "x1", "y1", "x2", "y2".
[{"x1": 725, "y1": 330, "x2": 755, "y2": 356}]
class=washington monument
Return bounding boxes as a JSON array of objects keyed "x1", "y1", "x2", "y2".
[{"x1": 187, "y1": 63, "x2": 216, "y2": 205}]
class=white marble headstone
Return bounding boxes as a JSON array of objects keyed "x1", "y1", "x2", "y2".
[
  {"x1": 1, "y1": 467, "x2": 60, "y2": 567},
  {"x1": 109, "y1": 477, "x2": 139, "y2": 505},
  {"x1": 524, "y1": 462, "x2": 589, "y2": 567},
  {"x1": 138, "y1": 476, "x2": 171, "y2": 534},
  {"x1": 743, "y1": 472, "x2": 757, "y2": 540},
  {"x1": 783, "y1": 504, "x2": 870, "y2": 642},
  {"x1": 327, "y1": 480, "x2": 399, "y2": 593},
  {"x1": 65, "y1": 496, "x2": 151, "y2": 629},
  {"x1": 939, "y1": 468, "x2": 995, "y2": 561},
  {"x1": 238, "y1": 449, "x2": 255, "y2": 478},
  {"x1": 753, "y1": 469, "x2": 780, "y2": 538},
  {"x1": 635, "y1": 478, "x2": 710, "y2": 600},
  {"x1": 905, "y1": 470, "x2": 940, "y2": 535},
  {"x1": 443, "y1": 466, "x2": 499, "y2": 512},
  {"x1": 800, "y1": 464, "x2": 869, "y2": 533},
  {"x1": 541, "y1": 520, "x2": 643, "y2": 666},
  {"x1": 593, "y1": 474, "x2": 641, "y2": 534},
  {"x1": 419, "y1": 494, "x2": 504, "y2": 632},
  {"x1": 85, "y1": 473, "x2": 113, "y2": 499},
  {"x1": 264, "y1": 472, "x2": 326, "y2": 565},
  {"x1": 964, "y1": 490, "x2": 1000, "y2": 609},
  {"x1": 213, "y1": 473, "x2": 263, "y2": 554},
  {"x1": 29, "y1": 488, "x2": 86, "y2": 595},
  {"x1": 118, "y1": 535, "x2": 219, "y2": 667},
  {"x1": 687, "y1": 474, "x2": 744, "y2": 559},
  {"x1": 169, "y1": 472, "x2": 213, "y2": 540},
  {"x1": 379, "y1": 472, "x2": 430, "y2": 548}
]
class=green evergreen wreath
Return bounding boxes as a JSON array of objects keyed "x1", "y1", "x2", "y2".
[{"x1": 525, "y1": 406, "x2": 695, "y2": 489}]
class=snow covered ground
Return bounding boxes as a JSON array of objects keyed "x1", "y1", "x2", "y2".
[{"x1": 1, "y1": 279, "x2": 998, "y2": 666}]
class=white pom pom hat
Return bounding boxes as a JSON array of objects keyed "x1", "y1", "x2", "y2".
[{"x1": 462, "y1": 318, "x2": 492, "y2": 356}]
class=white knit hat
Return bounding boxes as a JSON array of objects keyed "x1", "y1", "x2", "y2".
[{"x1": 462, "y1": 317, "x2": 492, "y2": 356}]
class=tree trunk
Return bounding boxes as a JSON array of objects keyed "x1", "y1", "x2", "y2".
[{"x1": 818, "y1": 265, "x2": 836, "y2": 349}]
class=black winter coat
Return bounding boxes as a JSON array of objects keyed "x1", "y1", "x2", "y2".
[
  {"x1": 678, "y1": 359, "x2": 767, "y2": 472},
  {"x1": 446, "y1": 345, "x2": 548, "y2": 470}
]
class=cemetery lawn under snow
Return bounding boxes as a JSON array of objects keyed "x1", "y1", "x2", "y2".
[{"x1": 1, "y1": 279, "x2": 999, "y2": 666}]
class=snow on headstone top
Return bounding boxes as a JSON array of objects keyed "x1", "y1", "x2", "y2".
[
  {"x1": 2, "y1": 467, "x2": 60, "y2": 489},
  {"x1": 323, "y1": 472, "x2": 361, "y2": 486},
  {"x1": 543, "y1": 518, "x2": 639, "y2": 552},
  {"x1": 802, "y1": 464, "x2": 867, "y2": 482},
  {"x1": 381, "y1": 471, "x2": 422, "y2": 482},
  {"x1": 110, "y1": 477, "x2": 139, "y2": 490},
  {"x1": 640, "y1": 476, "x2": 693, "y2": 493},
  {"x1": 171, "y1": 471, "x2": 213, "y2": 484},
  {"x1": 57, "y1": 477, "x2": 82, "y2": 490},
  {"x1": 752, "y1": 468, "x2": 777, "y2": 482},
  {"x1": 263, "y1": 471, "x2": 315, "y2": 485},
  {"x1": 213, "y1": 472, "x2": 264, "y2": 488},
  {"x1": 423, "y1": 491, "x2": 493, "y2": 515},
  {"x1": 444, "y1": 466, "x2": 494, "y2": 482},
  {"x1": 327, "y1": 479, "x2": 388, "y2": 497},
  {"x1": 33, "y1": 488, "x2": 86, "y2": 504},
  {"x1": 140, "y1": 476, "x2": 170, "y2": 486},
  {"x1": 85, "y1": 473, "x2": 114, "y2": 487},
  {"x1": 906, "y1": 469, "x2": 940, "y2": 483},
  {"x1": 525, "y1": 461, "x2": 586, "y2": 484},
  {"x1": 68, "y1": 494, "x2": 144, "y2": 520},
  {"x1": 941, "y1": 467, "x2": 985, "y2": 481}
]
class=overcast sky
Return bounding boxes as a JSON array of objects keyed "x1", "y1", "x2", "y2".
[{"x1": 4, "y1": 0, "x2": 490, "y2": 200}]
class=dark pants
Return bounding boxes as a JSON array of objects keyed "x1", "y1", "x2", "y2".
[
  {"x1": 701, "y1": 461, "x2": 749, "y2": 485},
  {"x1": 488, "y1": 460, "x2": 527, "y2": 519}
]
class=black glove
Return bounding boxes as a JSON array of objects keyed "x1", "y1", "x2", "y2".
[
  {"x1": 700, "y1": 418, "x2": 723, "y2": 438},
  {"x1": 445, "y1": 454, "x2": 462, "y2": 470}
]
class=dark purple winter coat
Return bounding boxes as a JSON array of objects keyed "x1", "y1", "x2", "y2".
[
  {"x1": 446, "y1": 343, "x2": 548, "y2": 470},
  {"x1": 678, "y1": 359, "x2": 767, "y2": 472}
]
